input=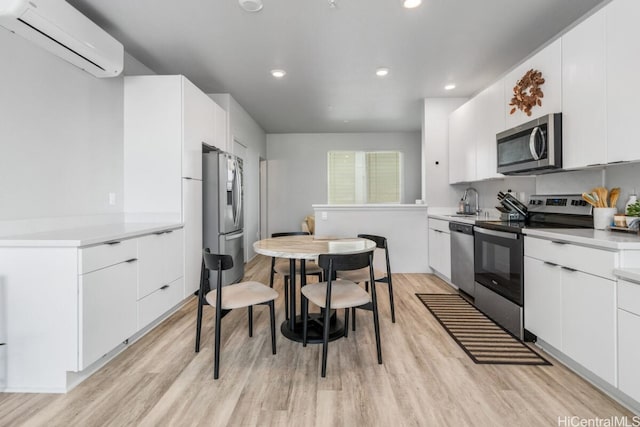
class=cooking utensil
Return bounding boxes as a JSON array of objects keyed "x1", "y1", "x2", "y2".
[
  {"x1": 582, "y1": 192, "x2": 598, "y2": 207},
  {"x1": 610, "y1": 187, "x2": 621, "y2": 207}
]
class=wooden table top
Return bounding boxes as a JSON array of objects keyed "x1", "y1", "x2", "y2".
[{"x1": 253, "y1": 235, "x2": 375, "y2": 259}]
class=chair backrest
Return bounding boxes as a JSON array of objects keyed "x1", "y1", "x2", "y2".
[
  {"x1": 357, "y1": 234, "x2": 386, "y2": 249},
  {"x1": 272, "y1": 231, "x2": 310, "y2": 238},
  {"x1": 317, "y1": 250, "x2": 373, "y2": 273},
  {"x1": 203, "y1": 249, "x2": 234, "y2": 272}
]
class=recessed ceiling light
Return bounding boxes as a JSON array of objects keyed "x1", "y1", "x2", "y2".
[
  {"x1": 403, "y1": 0, "x2": 422, "y2": 9},
  {"x1": 271, "y1": 69, "x2": 286, "y2": 78},
  {"x1": 444, "y1": 84, "x2": 456, "y2": 90},
  {"x1": 238, "y1": 0, "x2": 263, "y2": 12},
  {"x1": 376, "y1": 67, "x2": 390, "y2": 77}
]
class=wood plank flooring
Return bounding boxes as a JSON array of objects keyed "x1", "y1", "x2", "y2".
[{"x1": 0, "y1": 255, "x2": 634, "y2": 426}]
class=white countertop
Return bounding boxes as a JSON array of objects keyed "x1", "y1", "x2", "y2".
[
  {"x1": 0, "y1": 222, "x2": 183, "y2": 248},
  {"x1": 614, "y1": 268, "x2": 640, "y2": 283},
  {"x1": 523, "y1": 228, "x2": 640, "y2": 250},
  {"x1": 428, "y1": 211, "x2": 502, "y2": 225},
  {"x1": 313, "y1": 204, "x2": 428, "y2": 210}
]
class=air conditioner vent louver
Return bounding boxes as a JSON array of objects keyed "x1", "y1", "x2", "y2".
[{"x1": 0, "y1": 0, "x2": 123, "y2": 78}]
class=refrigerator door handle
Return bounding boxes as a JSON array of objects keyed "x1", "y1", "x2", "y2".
[
  {"x1": 235, "y1": 158, "x2": 243, "y2": 227},
  {"x1": 225, "y1": 232, "x2": 244, "y2": 241}
]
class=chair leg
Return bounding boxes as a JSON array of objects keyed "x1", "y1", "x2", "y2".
[
  {"x1": 195, "y1": 294, "x2": 204, "y2": 353},
  {"x1": 302, "y1": 295, "x2": 308, "y2": 347},
  {"x1": 284, "y1": 276, "x2": 290, "y2": 321},
  {"x1": 352, "y1": 307, "x2": 356, "y2": 331},
  {"x1": 372, "y1": 301, "x2": 382, "y2": 365},
  {"x1": 269, "y1": 258, "x2": 276, "y2": 288},
  {"x1": 269, "y1": 301, "x2": 276, "y2": 354},
  {"x1": 344, "y1": 308, "x2": 349, "y2": 338},
  {"x1": 321, "y1": 304, "x2": 331, "y2": 377},
  {"x1": 214, "y1": 307, "x2": 222, "y2": 379},
  {"x1": 387, "y1": 277, "x2": 396, "y2": 323},
  {"x1": 365, "y1": 281, "x2": 369, "y2": 292},
  {"x1": 248, "y1": 306, "x2": 253, "y2": 337}
]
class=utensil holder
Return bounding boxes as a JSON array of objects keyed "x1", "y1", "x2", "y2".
[{"x1": 593, "y1": 207, "x2": 617, "y2": 230}]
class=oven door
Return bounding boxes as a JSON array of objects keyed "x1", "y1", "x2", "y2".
[{"x1": 473, "y1": 226, "x2": 524, "y2": 306}]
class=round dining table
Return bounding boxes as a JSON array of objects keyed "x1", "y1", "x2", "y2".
[{"x1": 253, "y1": 235, "x2": 376, "y2": 343}]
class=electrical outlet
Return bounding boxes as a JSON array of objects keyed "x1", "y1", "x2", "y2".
[
  {"x1": 321, "y1": 211, "x2": 328, "y2": 220},
  {"x1": 108, "y1": 192, "x2": 116, "y2": 206}
]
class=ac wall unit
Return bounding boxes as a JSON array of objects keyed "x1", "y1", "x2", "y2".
[{"x1": 0, "y1": 0, "x2": 123, "y2": 77}]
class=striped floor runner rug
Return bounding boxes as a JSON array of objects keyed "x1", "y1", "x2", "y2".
[{"x1": 416, "y1": 293, "x2": 551, "y2": 365}]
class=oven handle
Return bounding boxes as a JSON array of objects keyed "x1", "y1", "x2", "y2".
[{"x1": 473, "y1": 226, "x2": 519, "y2": 240}]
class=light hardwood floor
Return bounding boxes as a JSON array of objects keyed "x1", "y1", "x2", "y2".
[{"x1": 0, "y1": 255, "x2": 634, "y2": 426}]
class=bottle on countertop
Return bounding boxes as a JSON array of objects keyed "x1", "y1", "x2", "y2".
[
  {"x1": 458, "y1": 198, "x2": 465, "y2": 214},
  {"x1": 625, "y1": 190, "x2": 637, "y2": 215}
]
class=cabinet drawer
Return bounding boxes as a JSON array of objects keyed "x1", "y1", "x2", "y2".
[
  {"x1": 79, "y1": 260, "x2": 137, "y2": 369},
  {"x1": 428, "y1": 218, "x2": 450, "y2": 233},
  {"x1": 618, "y1": 279, "x2": 640, "y2": 315},
  {"x1": 79, "y1": 239, "x2": 138, "y2": 274},
  {"x1": 138, "y1": 277, "x2": 184, "y2": 330},
  {"x1": 618, "y1": 308, "x2": 640, "y2": 403},
  {"x1": 525, "y1": 237, "x2": 616, "y2": 280}
]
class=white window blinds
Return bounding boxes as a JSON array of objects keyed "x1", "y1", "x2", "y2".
[{"x1": 327, "y1": 151, "x2": 402, "y2": 204}]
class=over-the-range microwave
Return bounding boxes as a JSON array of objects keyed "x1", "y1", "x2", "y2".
[{"x1": 496, "y1": 113, "x2": 562, "y2": 175}]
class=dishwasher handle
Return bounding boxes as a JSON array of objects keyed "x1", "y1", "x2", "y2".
[{"x1": 449, "y1": 222, "x2": 474, "y2": 235}]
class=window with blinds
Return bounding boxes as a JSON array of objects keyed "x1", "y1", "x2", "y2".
[{"x1": 327, "y1": 151, "x2": 402, "y2": 204}]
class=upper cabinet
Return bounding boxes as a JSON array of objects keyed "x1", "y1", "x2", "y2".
[
  {"x1": 475, "y1": 80, "x2": 505, "y2": 181},
  {"x1": 504, "y1": 38, "x2": 562, "y2": 129},
  {"x1": 606, "y1": 0, "x2": 640, "y2": 163},
  {"x1": 213, "y1": 101, "x2": 230, "y2": 153},
  {"x1": 562, "y1": 8, "x2": 607, "y2": 169},
  {"x1": 448, "y1": 100, "x2": 475, "y2": 184},
  {"x1": 182, "y1": 78, "x2": 215, "y2": 179}
]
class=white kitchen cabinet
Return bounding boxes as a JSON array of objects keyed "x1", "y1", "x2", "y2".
[
  {"x1": 617, "y1": 278, "x2": 640, "y2": 403},
  {"x1": 183, "y1": 78, "x2": 215, "y2": 179},
  {"x1": 524, "y1": 256, "x2": 562, "y2": 350},
  {"x1": 138, "y1": 229, "x2": 184, "y2": 300},
  {"x1": 213, "y1": 101, "x2": 229, "y2": 153},
  {"x1": 504, "y1": 39, "x2": 562, "y2": 129},
  {"x1": 183, "y1": 179, "x2": 203, "y2": 296},
  {"x1": 562, "y1": 8, "x2": 607, "y2": 169},
  {"x1": 428, "y1": 219, "x2": 451, "y2": 280},
  {"x1": 606, "y1": 0, "x2": 640, "y2": 163},
  {"x1": 475, "y1": 80, "x2": 505, "y2": 180},
  {"x1": 80, "y1": 259, "x2": 137, "y2": 370},
  {"x1": 562, "y1": 268, "x2": 616, "y2": 385},
  {"x1": 524, "y1": 236, "x2": 617, "y2": 385},
  {"x1": 448, "y1": 101, "x2": 476, "y2": 184}
]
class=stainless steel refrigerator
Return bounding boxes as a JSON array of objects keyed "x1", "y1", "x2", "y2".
[{"x1": 203, "y1": 149, "x2": 244, "y2": 286}]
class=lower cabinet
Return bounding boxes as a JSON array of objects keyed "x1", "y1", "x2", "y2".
[
  {"x1": 138, "y1": 277, "x2": 184, "y2": 329},
  {"x1": 428, "y1": 219, "x2": 451, "y2": 280},
  {"x1": 618, "y1": 278, "x2": 640, "y2": 403},
  {"x1": 79, "y1": 260, "x2": 138, "y2": 370},
  {"x1": 524, "y1": 236, "x2": 617, "y2": 385}
]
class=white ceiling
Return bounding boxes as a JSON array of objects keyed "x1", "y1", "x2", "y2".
[{"x1": 68, "y1": 0, "x2": 606, "y2": 133}]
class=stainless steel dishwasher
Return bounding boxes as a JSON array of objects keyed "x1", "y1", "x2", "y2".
[{"x1": 449, "y1": 221, "x2": 475, "y2": 297}]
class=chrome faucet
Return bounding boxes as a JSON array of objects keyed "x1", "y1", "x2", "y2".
[{"x1": 463, "y1": 187, "x2": 481, "y2": 215}]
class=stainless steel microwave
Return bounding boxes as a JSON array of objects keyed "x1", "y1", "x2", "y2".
[{"x1": 496, "y1": 113, "x2": 562, "y2": 175}]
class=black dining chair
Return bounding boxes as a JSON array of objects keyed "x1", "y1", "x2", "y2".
[
  {"x1": 337, "y1": 234, "x2": 395, "y2": 327},
  {"x1": 301, "y1": 250, "x2": 382, "y2": 377},
  {"x1": 269, "y1": 231, "x2": 323, "y2": 320},
  {"x1": 195, "y1": 249, "x2": 278, "y2": 379}
]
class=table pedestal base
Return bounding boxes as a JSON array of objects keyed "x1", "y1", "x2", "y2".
[{"x1": 280, "y1": 313, "x2": 345, "y2": 344}]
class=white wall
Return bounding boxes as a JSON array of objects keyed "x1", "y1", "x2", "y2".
[
  {"x1": 208, "y1": 94, "x2": 267, "y2": 261},
  {"x1": 266, "y1": 132, "x2": 422, "y2": 236},
  {"x1": 0, "y1": 29, "x2": 124, "y2": 227}
]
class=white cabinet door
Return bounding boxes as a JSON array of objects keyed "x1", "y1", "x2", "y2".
[
  {"x1": 448, "y1": 101, "x2": 475, "y2": 184},
  {"x1": 504, "y1": 39, "x2": 562, "y2": 129},
  {"x1": 524, "y1": 256, "x2": 562, "y2": 349},
  {"x1": 213, "y1": 101, "x2": 229, "y2": 153},
  {"x1": 428, "y1": 228, "x2": 451, "y2": 280},
  {"x1": 618, "y1": 309, "x2": 640, "y2": 402},
  {"x1": 183, "y1": 179, "x2": 203, "y2": 297},
  {"x1": 475, "y1": 80, "x2": 505, "y2": 180},
  {"x1": 562, "y1": 8, "x2": 607, "y2": 169},
  {"x1": 124, "y1": 76, "x2": 182, "y2": 215},
  {"x1": 79, "y1": 261, "x2": 137, "y2": 369},
  {"x1": 137, "y1": 229, "x2": 184, "y2": 300},
  {"x1": 182, "y1": 77, "x2": 215, "y2": 179},
  {"x1": 606, "y1": 0, "x2": 640, "y2": 163},
  {"x1": 562, "y1": 269, "x2": 616, "y2": 385}
]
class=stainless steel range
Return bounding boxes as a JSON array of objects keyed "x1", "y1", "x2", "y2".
[{"x1": 473, "y1": 194, "x2": 593, "y2": 340}]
